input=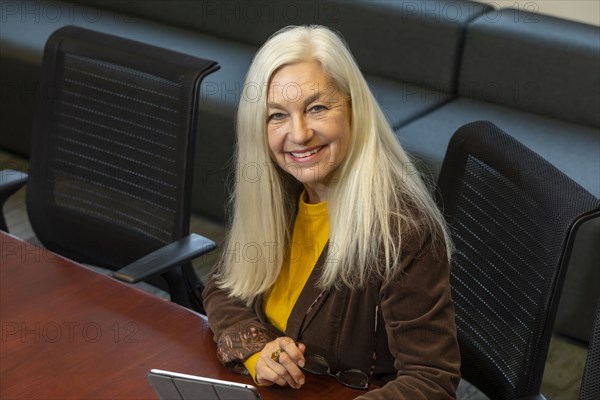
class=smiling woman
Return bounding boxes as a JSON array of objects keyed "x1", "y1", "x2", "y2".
[
  {"x1": 266, "y1": 61, "x2": 351, "y2": 203},
  {"x1": 203, "y1": 25, "x2": 461, "y2": 400}
]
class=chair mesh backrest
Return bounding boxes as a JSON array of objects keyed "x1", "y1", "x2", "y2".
[
  {"x1": 26, "y1": 26, "x2": 218, "y2": 269},
  {"x1": 436, "y1": 121, "x2": 600, "y2": 400},
  {"x1": 580, "y1": 301, "x2": 600, "y2": 400}
]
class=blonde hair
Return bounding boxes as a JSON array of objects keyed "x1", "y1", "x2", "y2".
[{"x1": 217, "y1": 25, "x2": 451, "y2": 304}]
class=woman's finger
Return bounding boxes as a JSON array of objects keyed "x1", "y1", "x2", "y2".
[
  {"x1": 279, "y1": 338, "x2": 305, "y2": 368},
  {"x1": 257, "y1": 353, "x2": 298, "y2": 388},
  {"x1": 255, "y1": 338, "x2": 305, "y2": 389},
  {"x1": 275, "y1": 349, "x2": 305, "y2": 388}
]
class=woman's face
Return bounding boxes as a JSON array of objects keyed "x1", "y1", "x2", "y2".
[{"x1": 266, "y1": 61, "x2": 351, "y2": 203}]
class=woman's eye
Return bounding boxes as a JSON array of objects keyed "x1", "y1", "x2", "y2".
[
  {"x1": 269, "y1": 112, "x2": 286, "y2": 121},
  {"x1": 309, "y1": 105, "x2": 326, "y2": 113}
]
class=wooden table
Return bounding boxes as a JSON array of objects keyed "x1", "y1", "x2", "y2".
[{"x1": 0, "y1": 232, "x2": 361, "y2": 399}]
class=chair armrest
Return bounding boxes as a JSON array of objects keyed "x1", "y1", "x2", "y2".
[
  {"x1": 0, "y1": 169, "x2": 28, "y2": 201},
  {"x1": 0, "y1": 170, "x2": 28, "y2": 231},
  {"x1": 112, "y1": 233, "x2": 217, "y2": 283},
  {"x1": 516, "y1": 395, "x2": 547, "y2": 400}
]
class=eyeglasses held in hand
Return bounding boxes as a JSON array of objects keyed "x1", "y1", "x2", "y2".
[{"x1": 301, "y1": 353, "x2": 369, "y2": 390}]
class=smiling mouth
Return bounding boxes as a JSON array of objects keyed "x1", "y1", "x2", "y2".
[{"x1": 289, "y1": 146, "x2": 323, "y2": 158}]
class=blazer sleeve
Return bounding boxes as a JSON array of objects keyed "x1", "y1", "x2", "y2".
[
  {"x1": 356, "y1": 230, "x2": 461, "y2": 400},
  {"x1": 202, "y1": 271, "x2": 278, "y2": 370}
]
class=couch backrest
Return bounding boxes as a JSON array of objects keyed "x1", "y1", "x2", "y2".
[
  {"x1": 459, "y1": 8, "x2": 600, "y2": 128},
  {"x1": 78, "y1": 0, "x2": 491, "y2": 93},
  {"x1": 326, "y1": 0, "x2": 491, "y2": 93}
]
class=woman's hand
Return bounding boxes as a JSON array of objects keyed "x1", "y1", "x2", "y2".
[{"x1": 255, "y1": 337, "x2": 306, "y2": 389}]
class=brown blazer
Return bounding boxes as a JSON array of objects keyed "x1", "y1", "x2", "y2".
[{"x1": 203, "y1": 226, "x2": 461, "y2": 400}]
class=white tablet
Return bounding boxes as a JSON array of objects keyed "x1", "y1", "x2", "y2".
[{"x1": 147, "y1": 369, "x2": 261, "y2": 400}]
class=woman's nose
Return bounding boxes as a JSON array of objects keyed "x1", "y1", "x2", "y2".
[{"x1": 288, "y1": 115, "x2": 313, "y2": 144}]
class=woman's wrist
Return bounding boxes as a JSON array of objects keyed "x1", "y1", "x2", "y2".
[{"x1": 242, "y1": 352, "x2": 262, "y2": 384}]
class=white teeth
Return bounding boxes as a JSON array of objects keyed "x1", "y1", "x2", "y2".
[{"x1": 291, "y1": 147, "x2": 321, "y2": 158}]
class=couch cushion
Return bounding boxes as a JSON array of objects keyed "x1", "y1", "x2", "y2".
[
  {"x1": 77, "y1": 0, "x2": 491, "y2": 93},
  {"x1": 367, "y1": 75, "x2": 452, "y2": 129},
  {"x1": 459, "y1": 8, "x2": 600, "y2": 128},
  {"x1": 0, "y1": 1, "x2": 256, "y2": 107},
  {"x1": 325, "y1": 0, "x2": 491, "y2": 92},
  {"x1": 394, "y1": 98, "x2": 600, "y2": 197}
]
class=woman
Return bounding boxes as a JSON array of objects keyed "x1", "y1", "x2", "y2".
[{"x1": 203, "y1": 25, "x2": 460, "y2": 399}]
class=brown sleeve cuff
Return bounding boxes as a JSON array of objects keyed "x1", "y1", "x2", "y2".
[{"x1": 216, "y1": 324, "x2": 275, "y2": 365}]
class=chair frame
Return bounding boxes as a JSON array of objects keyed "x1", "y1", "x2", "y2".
[
  {"x1": 436, "y1": 121, "x2": 600, "y2": 399},
  {"x1": 580, "y1": 300, "x2": 600, "y2": 400},
  {"x1": 0, "y1": 26, "x2": 220, "y2": 312}
]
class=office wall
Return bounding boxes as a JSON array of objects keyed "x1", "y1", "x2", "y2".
[{"x1": 476, "y1": 0, "x2": 600, "y2": 26}]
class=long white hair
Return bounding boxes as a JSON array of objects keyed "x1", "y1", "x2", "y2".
[{"x1": 216, "y1": 25, "x2": 451, "y2": 304}]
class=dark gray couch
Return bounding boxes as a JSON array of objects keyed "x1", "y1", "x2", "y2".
[
  {"x1": 1, "y1": 0, "x2": 598, "y2": 342},
  {"x1": 0, "y1": 0, "x2": 492, "y2": 221}
]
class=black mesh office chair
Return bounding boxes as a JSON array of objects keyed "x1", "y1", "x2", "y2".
[
  {"x1": 580, "y1": 301, "x2": 600, "y2": 400},
  {"x1": 436, "y1": 121, "x2": 600, "y2": 400},
  {"x1": 0, "y1": 26, "x2": 219, "y2": 312}
]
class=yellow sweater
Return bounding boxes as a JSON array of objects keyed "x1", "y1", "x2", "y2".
[{"x1": 243, "y1": 193, "x2": 329, "y2": 380}]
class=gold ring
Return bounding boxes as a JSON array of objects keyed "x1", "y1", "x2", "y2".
[{"x1": 271, "y1": 349, "x2": 282, "y2": 363}]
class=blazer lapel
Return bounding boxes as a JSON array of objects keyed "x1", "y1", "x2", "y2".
[{"x1": 286, "y1": 242, "x2": 332, "y2": 340}]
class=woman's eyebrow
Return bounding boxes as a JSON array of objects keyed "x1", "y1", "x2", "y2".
[
  {"x1": 302, "y1": 91, "x2": 321, "y2": 107},
  {"x1": 266, "y1": 101, "x2": 284, "y2": 109},
  {"x1": 267, "y1": 91, "x2": 322, "y2": 109}
]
